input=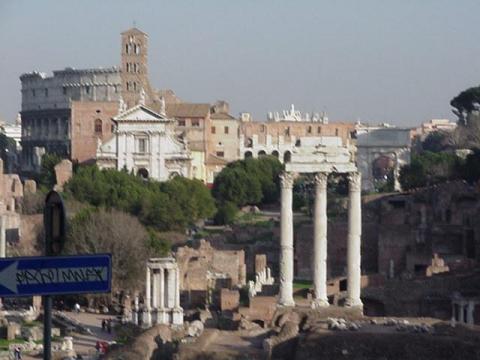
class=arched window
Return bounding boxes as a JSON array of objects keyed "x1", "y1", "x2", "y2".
[
  {"x1": 138, "y1": 168, "x2": 149, "y2": 179},
  {"x1": 284, "y1": 151, "x2": 291, "y2": 163},
  {"x1": 135, "y1": 45, "x2": 141, "y2": 54},
  {"x1": 94, "y1": 119, "x2": 102, "y2": 134},
  {"x1": 272, "y1": 150, "x2": 279, "y2": 158},
  {"x1": 258, "y1": 150, "x2": 266, "y2": 157},
  {"x1": 244, "y1": 151, "x2": 253, "y2": 159}
]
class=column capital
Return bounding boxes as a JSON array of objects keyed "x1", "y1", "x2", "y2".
[
  {"x1": 280, "y1": 172, "x2": 295, "y2": 189},
  {"x1": 348, "y1": 171, "x2": 361, "y2": 192},
  {"x1": 314, "y1": 172, "x2": 328, "y2": 189}
]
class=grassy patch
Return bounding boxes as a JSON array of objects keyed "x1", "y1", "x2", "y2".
[
  {"x1": 0, "y1": 338, "x2": 26, "y2": 350},
  {"x1": 293, "y1": 279, "x2": 312, "y2": 290}
]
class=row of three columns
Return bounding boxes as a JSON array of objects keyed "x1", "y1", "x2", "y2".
[
  {"x1": 278, "y1": 171, "x2": 363, "y2": 308},
  {"x1": 145, "y1": 266, "x2": 180, "y2": 310}
]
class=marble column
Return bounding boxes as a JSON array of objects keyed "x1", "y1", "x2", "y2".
[
  {"x1": 175, "y1": 267, "x2": 180, "y2": 308},
  {"x1": 144, "y1": 266, "x2": 152, "y2": 326},
  {"x1": 459, "y1": 303, "x2": 465, "y2": 323},
  {"x1": 467, "y1": 301, "x2": 475, "y2": 325},
  {"x1": 152, "y1": 271, "x2": 158, "y2": 308},
  {"x1": 278, "y1": 172, "x2": 295, "y2": 306},
  {"x1": 167, "y1": 268, "x2": 176, "y2": 308},
  {"x1": 159, "y1": 268, "x2": 165, "y2": 308},
  {"x1": 346, "y1": 172, "x2": 363, "y2": 308},
  {"x1": 312, "y1": 172, "x2": 329, "y2": 308},
  {"x1": 145, "y1": 267, "x2": 151, "y2": 309}
]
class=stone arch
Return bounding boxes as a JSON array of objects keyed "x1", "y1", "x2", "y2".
[
  {"x1": 258, "y1": 150, "x2": 266, "y2": 157},
  {"x1": 283, "y1": 151, "x2": 291, "y2": 163},
  {"x1": 169, "y1": 171, "x2": 180, "y2": 179},
  {"x1": 244, "y1": 151, "x2": 253, "y2": 159},
  {"x1": 137, "y1": 168, "x2": 149, "y2": 179},
  {"x1": 272, "y1": 150, "x2": 279, "y2": 158}
]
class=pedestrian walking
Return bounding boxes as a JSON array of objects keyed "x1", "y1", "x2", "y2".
[
  {"x1": 13, "y1": 346, "x2": 22, "y2": 360},
  {"x1": 101, "y1": 319, "x2": 106, "y2": 331},
  {"x1": 107, "y1": 319, "x2": 112, "y2": 334}
]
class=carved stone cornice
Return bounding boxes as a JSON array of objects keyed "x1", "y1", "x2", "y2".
[
  {"x1": 280, "y1": 172, "x2": 295, "y2": 189},
  {"x1": 348, "y1": 171, "x2": 361, "y2": 192}
]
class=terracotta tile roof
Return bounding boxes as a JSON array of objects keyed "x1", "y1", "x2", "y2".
[
  {"x1": 166, "y1": 103, "x2": 210, "y2": 118},
  {"x1": 210, "y1": 112, "x2": 236, "y2": 120}
]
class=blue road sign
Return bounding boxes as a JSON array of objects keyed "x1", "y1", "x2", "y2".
[{"x1": 0, "y1": 254, "x2": 111, "y2": 297}]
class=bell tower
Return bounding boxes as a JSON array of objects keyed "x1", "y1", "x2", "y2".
[{"x1": 120, "y1": 28, "x2": 151, "y2": 108}]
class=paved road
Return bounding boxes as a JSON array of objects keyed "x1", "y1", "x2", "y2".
[{"x1": 66, "y1": 311, "x2": 118, "y2": 356}]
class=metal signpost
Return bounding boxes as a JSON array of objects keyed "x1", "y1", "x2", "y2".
[
  {"x1": 0, "y1": 191, "x2": 113, "y2": 360},
  {"x1": 0, "y1": 254, "x2": 112, "y2": 297}
]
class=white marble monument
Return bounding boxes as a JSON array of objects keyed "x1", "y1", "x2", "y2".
[
  {"x1": 141, "y1": 257, "x2": 183, "y2": 327},
  {"x1": 278, "y1": 137, "x2": 363, "y2": 309}
]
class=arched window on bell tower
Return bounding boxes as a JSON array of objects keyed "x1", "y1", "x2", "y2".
[{"x1": 94, "y1": 119, "x2": 102, "y2": 134}]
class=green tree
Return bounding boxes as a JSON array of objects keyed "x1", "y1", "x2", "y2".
[
  {"x1": 64, "y1": 165, "x2": 216, "y2": 231},
  {"x1": 0, "y1": 133, "x2": 16, "y2": 171},
  {"x1": 399, "y1": 151, "x2": 462, "y2": 190},
  {"x1": 39, "y1": 153, "x2": 62, "y2": 189},
  {"x1": 214, "y1": 201, "x2": 238, "y2": 225},
  {"x1": 451, "y1": 85, "x2": 480, "y2": 122},
  {"x1": 422, "y1": 131, "x2": 449, "y2": 153},
  {"x1": 462, "y1": 149, "x2": 480, "y2": 184},
  {"x1": 65, "y1": 208, "x2": 151, "y2": 292},
  {"x1": 212, "y1": 156, "x2": 282, "y2": 207}
]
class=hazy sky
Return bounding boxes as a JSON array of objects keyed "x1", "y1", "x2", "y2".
[{"x1": 1, "y1": 0, "x2": 480, "y2": 127}]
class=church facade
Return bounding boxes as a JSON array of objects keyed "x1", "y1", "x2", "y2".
[{"x1": 96, "y1": 104, "x2": 191, "y2": 181}]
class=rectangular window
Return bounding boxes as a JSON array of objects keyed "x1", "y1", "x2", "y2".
[
  {"x1": 85, "y1": 86, "x2": 90, "y2": 94},
  {"x1": 178, "y1": 120, "x2": 186, "y2": 127},
  {"x1": 335, "y1": 128, "x2": 339, "y2": 136},
  {"x1": 216, "y1": 151, "x2": 224, "y2": 157},
  {"x1": 45, "y1": 88, "x2": 48, "y2": 97},
  {"x1": 138, "y1": 138, "x2": 147, "y2": 153},
  {"x1": 192, "y1": 119, "x2": 200, "y2": 127},
  {"x1": 307, "y1": 126, "x2": 312, "y2": 134},
  {"x1": 224, "y1": 126, "x2": 229, "y2": 134},
  {"x1": 317, "y1": 126, "x2": 322, "y2": 134},
  {"x1": 62, "y1": 87, "x2": 67, "y2": 95},
  {"x1": 211, "y1": 126, "x2": 216, "y2": 134}
]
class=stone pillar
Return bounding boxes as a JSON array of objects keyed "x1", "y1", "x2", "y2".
[
  {"x1": 144, "y1": 266, "x2": 152, "y2": 326},
  {"x1": 278, "y1": 172, "x2": 295, "y2": 307},
  {"x1": 167, "y1": 268, "x2": 176, "y2": 308},
  {"x1": 459, "y1": 303, "x2": 465, "y2": 323},
  {"x1": 175, "y1": 267, "x2": 180, "y2": 308},
  {"x1": 467, "y1": 301, "x2": 475, "y2": 325},
  {"x1": 159, "y1": 268, "x2": 165, "y2": 308},
  {"x1": 145, "y1": 267, "x2": 151, "y2": 309},
  {"x1": 346, "y1": 172, "x2": 363, "y2": 308},
  {"x1": 0, "y1": 215, "x2": 6, "y2": 258},
  {"x1": 312, "y1": 172, "x2": 329, "y2": 308},
  {"x1": 152, "y1": 271, "x2": 158, "y2": 308}
]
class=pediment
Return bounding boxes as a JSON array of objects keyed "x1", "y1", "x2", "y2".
[{"x1": 114, "y1": 105, "x2": 170, "y2": 122}]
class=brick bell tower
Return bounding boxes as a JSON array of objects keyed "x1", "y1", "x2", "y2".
[{"x1": 120, "y1": 28, "x2": 151, "y2": 108}]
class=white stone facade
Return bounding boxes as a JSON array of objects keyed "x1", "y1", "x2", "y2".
[{"x1": 96, "y1": 105, "x2": 191, "y2": 181}]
